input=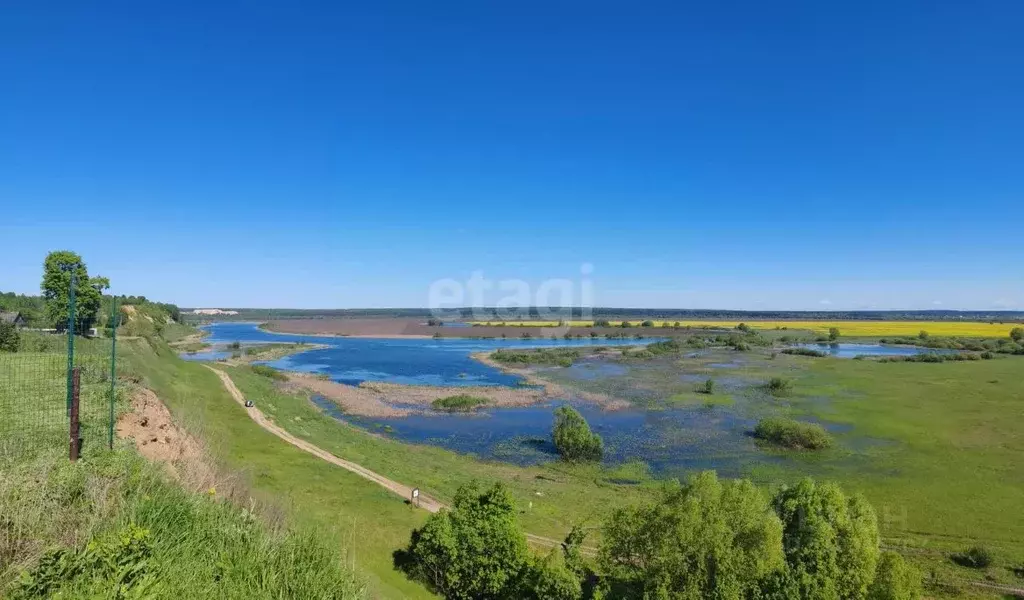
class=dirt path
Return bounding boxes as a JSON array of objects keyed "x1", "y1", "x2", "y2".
[{"x1": 204, "y1": 365, "x2": 574, "y2": 552}]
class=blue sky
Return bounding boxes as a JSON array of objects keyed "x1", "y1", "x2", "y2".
[{"x1": 1, "y1": 1, "x2": 1021, "y2": 310}]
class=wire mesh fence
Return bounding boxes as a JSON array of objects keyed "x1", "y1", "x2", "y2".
[{"x1": 0, "y1": 312, "x2": 119, "y2": 459}]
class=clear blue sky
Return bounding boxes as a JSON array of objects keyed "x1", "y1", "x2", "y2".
[{"x1": 1, "y1": 1, "x2": 1021, "y2": 310}]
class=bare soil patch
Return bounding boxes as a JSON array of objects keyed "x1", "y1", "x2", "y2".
[{"x1": 116, "y1": 387, "x2": 214, "y2": 486}]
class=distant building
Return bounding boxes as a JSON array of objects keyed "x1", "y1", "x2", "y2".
[
  {"x1": 0, "y1": 311, "x2": 27, "y2": 328},
  {"x1": 190, "y1": 308, "x2": 240, "y2": 316}
]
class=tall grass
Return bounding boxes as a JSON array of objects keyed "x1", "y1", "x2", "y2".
[{"x1": 0, "y1": 448, "x2": 365, "y2": 599}]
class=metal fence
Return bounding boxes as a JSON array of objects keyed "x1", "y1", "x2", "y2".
[{"x1": 0, "y1": 295, "x2": 120, "y2": 460}]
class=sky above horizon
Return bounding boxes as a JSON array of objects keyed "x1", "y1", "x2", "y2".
[{"x1": 1, "y1": 1, "x2": 1022, "y2": 310}]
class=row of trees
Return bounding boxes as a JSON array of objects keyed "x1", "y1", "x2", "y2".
[{"x1": 398, "y1": 473, "x2": 920, "y2": 599}]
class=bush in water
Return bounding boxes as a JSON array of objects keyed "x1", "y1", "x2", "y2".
[{"x1": 552, "y1": 405, "x2": 603, "y2": 462}]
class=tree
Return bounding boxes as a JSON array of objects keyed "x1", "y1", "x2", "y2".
[
  {"x1": 737, "y1": 322, "x2": 752, "y2": 333},
  {"x1": 829, "y1": 327, "x2": 841, "y2": 341},
  {"x1": 399, "y1": 483, "x2": 530, "y2": 599},
  {"x1": 772, "y1": 479, "x2": 880, "y2": 600},
  {"x1": 918, "y1": 330, "x2": 929, "y2": 340},
  {"x1": 868, "y1": 551, "x2": 921, "y2": 600},
  {"x1": 619, "y1": 321, "x2": 632, "y2": 328},
  {"x1": 41, "y1": 251, "x2": 104, "y2": 333},
  {"x1": 1011, "y1": 327, "x2": 1024, "y2": 342},
  {"x1": 641, "y1": 320, "x2": 654, "y2": 327},
  {"x1": 598, "y1": 471, "x2": 785, "y2": 599},
  {"x1": 0, "y1": 321, "x2": 19, "y2": 352},
  {"x1": 593, "y1": 319, "x2": 611, "y2": 328},
  {"x1": 552, "y1": 405, "x2": 603, "y2": 461},
  {"x1": 520, "y1": 552, "x2": 582, "y2": 600}
]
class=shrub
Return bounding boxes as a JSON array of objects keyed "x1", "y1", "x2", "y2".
[
  {"x1": 764, "y1": 377, "x2": 793, "y2": 396},
  {"x1": 698, "y1": 379, "x2": 715, "y2": 394},
  {"x1": 754, "y1": 417, "x2": 832, "y2": 450},
  {"x1": 619, "y1": 321, "x2": 632, "y2": 328},
  {"x1": 227, "y1": 341, "x2": 241, "y2": 349},
  {"x1": 432, "y1": 395, "x2": 488, "y2": 412},
  {"x1": 1011, "y1": 327, "x2": 1024, "y2": 342},
  {"x1": 736, "y1": 322, "x2": 752, "y2": 332},
  {"x1": 640, "y1": 320, "x2": 654, "y2": 327},
  {"x1": 781, "y1": 348, "x2": 827, "y2": 358},
  {"x1": 952, "y1": 545, "x2": 993, "y2": 569},
  {"x1": 398, "y1": 483, "x2": 529, "y2": 599},
  {"x1": 492, "y1": 348, "x2": 581, "y2": 367},
  {"x1": 0, "y1": 321, "x2": 19, "y2": 352},
  {"x1": 868, "y1": 551, "x2": 922, "y2": 600},
  {"x1": 593, "y1": 319, "x2": 611, "y2": 327},
  {"x1": 251, "y1": 364, "x2": 288, "y2": 381},
  {"x1": 552, "y1": 405, "x2": 603, "y2": 461},
  {"x1": 828, "y1": 327, "x2": 841, "y2": 341}
]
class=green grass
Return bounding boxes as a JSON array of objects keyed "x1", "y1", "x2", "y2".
[
  {"x1": 119, "y1": 340, "x2": 436, "y2": 599},
  {"x1": 490, "y1": 347, "x2": 584, "y2": 367},
  {"x1": 431, "y1": 394, "x2": 488, "y2": 411},
  {"x1": 40, "y1": 333, "x2": 1020, "y2": 598},
  {"x1": 0, "y1": 448, "x2": 364, "y2": 599},
  {"x1": 251, "y1": 363, "x2": 289, "y2": 381},
  {"x1": 753, "y1": 417, "x2": 832, "y2": 450}
]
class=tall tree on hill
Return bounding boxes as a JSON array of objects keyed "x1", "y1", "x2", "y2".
[{"x1": 41, "y1": 250, "x2": 105, "y2": 333}]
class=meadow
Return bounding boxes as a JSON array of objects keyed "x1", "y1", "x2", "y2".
[
  {"x1": 7, "y1": 319, "x2": 1022, "y2": 598},
  {"x1": 469, "y1": 319, "x2": 1021, "y2": 337}
]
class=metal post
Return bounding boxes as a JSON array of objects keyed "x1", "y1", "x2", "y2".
[
  {"x1": 108, "y1": 298, "x2": 119, "y2": 450},
  {"x1": 69, "y1": 367, "x2": 81, "y2": 461},
  {"x1": 65, "y1": 268, "x2": 77, "y2": 416}
]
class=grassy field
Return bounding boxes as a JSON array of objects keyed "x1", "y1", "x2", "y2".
[
  {"x1": 230, "y1": 346, "x2": 1024, "y2": 597},
  {"x1": 0, "y1": 334, "x2": 366, "y2": 599},
  {"x1": 468, "y1": 317, "x2": 1019, "y2": 335},
  {"x1": 10, "y1": 326, "x2": 1021, "y2": 597}
]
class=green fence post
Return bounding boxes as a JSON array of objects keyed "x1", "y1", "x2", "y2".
[
  {"x1": 65, "y1": 267, "x2": 77, "y2": 417},
  {"x1": 108, "y1": 298, "x2": 119, "y2": 450}
]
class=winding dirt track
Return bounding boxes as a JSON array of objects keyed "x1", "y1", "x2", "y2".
[{"x1": 203, "y1": 365, "x2": 566, "y2": 551}]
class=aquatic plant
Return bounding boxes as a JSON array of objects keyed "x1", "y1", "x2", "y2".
[
  {"x1": 764, "y1": 377, "x2": 793, "y2": 396},
  {"x1": 432, "y1": 394, "x2": 488, "y2": 412},
  {"x1": 781, "y1": 347, "x2": 827, "y2": 358}
]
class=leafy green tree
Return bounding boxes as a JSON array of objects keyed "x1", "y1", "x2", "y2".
[
  {"x1": 619, "y1": 321, "x2": 632, "y2": 328},
  {"x1": 1010, "y1": 327, "x2": 1024, "y2": 342},
  {"x1": 520, "y1": 551, "x2": 582, "y2": 600},
  {"x1": 772, "y1": 479, "x2": 880, "y2": 600},
  {"x1": 829, "y1": 327, "x2": 841, "y2": 341},
  {"x1": 399, "y1": 483, "x2": 530, "y2": 599},
  {"x1": 868, "y1": 551, "x2": 921, "y2": 600},
  {"x1": 598, "y1": 471, "x2": 784, "y2": 599},
  {"x1": 737, "y1": 322, "x2": 752, "y2": 333},
  {"x1": 640, "y1": 320, "x2": 654, "y2": 327},
  {"x1": 41, "y1": 251, "x2": 104, "y2": 333},
  {"x1": 552, "y1": 406, "x2": 603, "y2": 461},
  {"x1": 0, "y1": 321, "x2": 19, "y2": 352}
]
